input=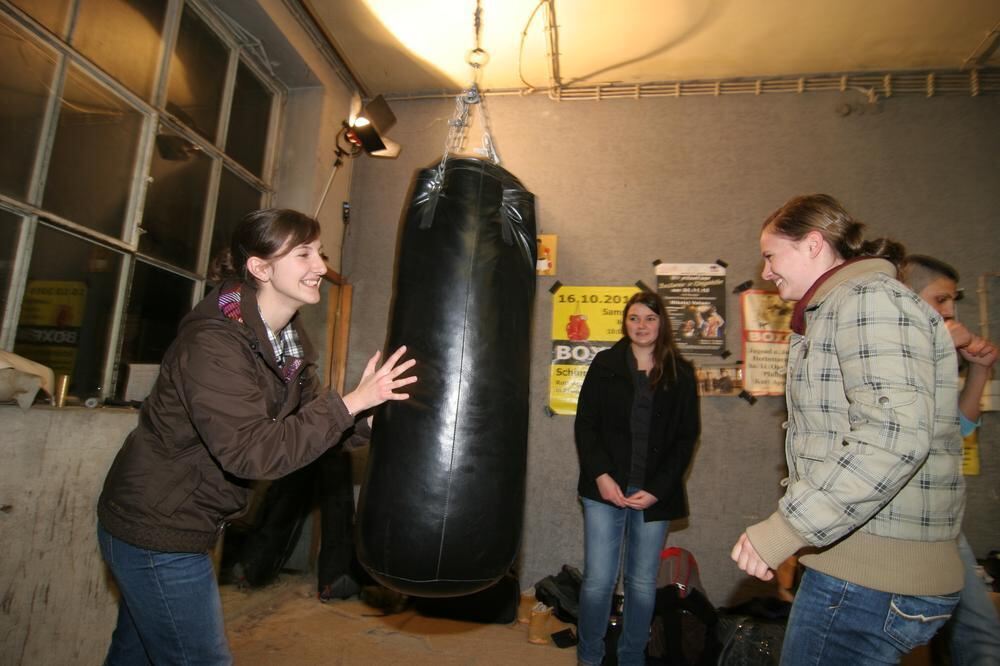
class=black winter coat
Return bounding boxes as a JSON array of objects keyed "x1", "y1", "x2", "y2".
[{"x1": 575, "y1": 338, "x2": 700, "y2": 522}]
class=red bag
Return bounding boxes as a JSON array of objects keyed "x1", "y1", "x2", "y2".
[{"x1": 657, "y1": 547, "x2": 704, "y2": 599}]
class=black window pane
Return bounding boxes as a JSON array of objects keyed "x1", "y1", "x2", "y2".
[
  {"x1": 119, "y1": 261, "x2": 192, "y2": 371},
  {"x1": 73, "y1": 0, "x2": 167, "y2": 102},
  {"x1": 9, "y1": 0, "x2": 73, "y2": 37},
  {"x1": 210, "y1": 169, "x2": 261, "y2": 266},
  {"x1": 14, "y1": 224, "x2": 123, "y2": 399},
  {"x1": 42, "y1": 65, "x2": 144, "y2": 239},
  {"x1": 139, "y1": 125, "x2": 212, "y2": 270},
  {"x1": 225, "y1": 62, "x2": 272, "y2": 177},
  {"x1": 0, "y1": 210, "x2": 21, "y2": 316},
  {"x1": 167, "y1": 6, "x2": 228, "y2": 142},
  {"x1": 0, "y1": 15, "x2": 57, "y2": 201}
]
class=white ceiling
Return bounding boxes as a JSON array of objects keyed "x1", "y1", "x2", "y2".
[{"x1": 303, "y1": 0, "x2": 1000, "y2": 97}]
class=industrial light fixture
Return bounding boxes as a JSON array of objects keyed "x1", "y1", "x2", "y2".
[
  {"x1": 345, "y1": 94, "x2": 400, "y2": 158},
  {"x1": 314, "y1": 94, "x2": 401, "y2": 217}
]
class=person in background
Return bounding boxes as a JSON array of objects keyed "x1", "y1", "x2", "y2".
[
  {"x1": 575, "y1": 291, "x2": 701, "y2": 666},
  {"x1": 901, "y1": 254, "x2": 1000, "y2": 666},
  {"x1": 97, "y1": 208, "x2": 416, "y2": 665},
  {"x1": 731, "y1": 194, "x2": 965, "y2": 665}
]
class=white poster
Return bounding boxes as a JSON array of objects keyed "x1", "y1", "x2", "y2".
[{"x1": 741, "y1": 290, "x2": 793, "y2": 396}]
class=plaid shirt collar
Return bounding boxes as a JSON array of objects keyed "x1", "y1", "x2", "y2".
[
  {"x1": 218, "y1": 284, "x2": 304, "y2": 380},
  {"x1": 261, "y1": 309, "x2": 304, "y2": 369}
]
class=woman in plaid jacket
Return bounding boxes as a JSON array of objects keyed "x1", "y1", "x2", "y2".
[{"x1": 731, "y1": 194, "x2": 964, "y2": 665}]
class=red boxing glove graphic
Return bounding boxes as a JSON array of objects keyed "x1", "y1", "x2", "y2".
[{"x1": 566, "y1": 314, "x2": 590, "y2": 341}]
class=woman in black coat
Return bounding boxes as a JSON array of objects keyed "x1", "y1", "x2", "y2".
[{"x1": 575, "y1": 291, "x2": 701, "y2": 666}]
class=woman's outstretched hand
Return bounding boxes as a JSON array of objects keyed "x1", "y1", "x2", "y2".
[{"x1": 342, "y1": 346, "x2": 417, "y2": 416}]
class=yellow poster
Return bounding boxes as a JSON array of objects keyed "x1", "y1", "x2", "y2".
[
  {"x1": 549, "y1": 285, "x2": 638, "y2": 415},
  {"x1": 14, "y1": 280, "x2": 87, "y2": 378}
]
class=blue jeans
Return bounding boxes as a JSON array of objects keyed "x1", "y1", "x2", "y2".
[
  {"x1": 950, "y1": 533, "x2": 1000, "y2": 666},
  {"x1": 782, "y1": 568, "x2": 959, "y2": 665},
  {"x1": 577, "y1": 494, "x2": 669, "y2": 666},
  {"x1": 98, "y1": 523, "x2": 232, "y2": 665}
]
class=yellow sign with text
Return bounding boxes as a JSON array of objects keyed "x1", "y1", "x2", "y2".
[
  {"x1": 14, "y1": 280, "x2": 87, "y2": 378},
  {"x1": 549, "y1": 286, "x2": 638, "y2": 415}
]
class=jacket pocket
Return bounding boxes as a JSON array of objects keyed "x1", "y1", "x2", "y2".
[
  {"x1": 152, "y1": 464, "x2": 203, "y2": 517},
  {"x1": 845, "y1": 386, "x2": 922, "y2": 452},
  {"x1": 793, "y1": 432, "x2": 838, "y2": 462}
]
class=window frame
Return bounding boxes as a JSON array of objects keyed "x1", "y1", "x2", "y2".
[{"x1": 0, "y1": 0, "x2": 286, "y2": 399}]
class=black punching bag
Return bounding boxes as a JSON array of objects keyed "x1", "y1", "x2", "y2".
[{"x1": 357, "y1": 157, "x2": 536, "y2": 597}]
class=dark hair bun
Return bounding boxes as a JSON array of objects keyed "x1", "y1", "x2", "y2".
[
  {"x1": 861, "y1": 238, "x2": 906, "y2": 267},
  {"x1": 207, "y1": 248, "x2": 238, "y2": 282}
]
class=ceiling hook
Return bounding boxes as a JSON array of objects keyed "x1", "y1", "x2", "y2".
[{"x1": 466, "y1": 47, "x2": 490, "y2": 69}]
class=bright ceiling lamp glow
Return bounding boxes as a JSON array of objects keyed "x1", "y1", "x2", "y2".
[{"x1": 360, "y1": 0, "x2": 532, "y2": 87}]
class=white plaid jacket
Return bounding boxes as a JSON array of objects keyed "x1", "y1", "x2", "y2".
[{"x1": 747, "y1": 258, "x2": 965, "y2": 595}]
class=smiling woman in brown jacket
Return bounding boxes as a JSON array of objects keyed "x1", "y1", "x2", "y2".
[{"x1": 97, "y1": 208, "x2": 416, "y2": 665}]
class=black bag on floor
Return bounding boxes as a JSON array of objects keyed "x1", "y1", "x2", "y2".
[
  {"x1": 534, "y1": 564, "x2": 583, "y2": 623},
  {"x1": 412, "y1": 572, "x2": 519, "y2": 624},
  {"x1": 648, "y1": 585, "x2": 719, "y2": 666},
  {"x1": 714, "y1": 598, "x2": 790, "y2": 666}
]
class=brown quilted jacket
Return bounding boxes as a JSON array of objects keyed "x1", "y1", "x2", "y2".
[{"x1": 98, "y1": 282, "x2": 368, "y2": 552}]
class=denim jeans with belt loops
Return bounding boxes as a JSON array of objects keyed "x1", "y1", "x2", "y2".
[
  {"x1": 98, "y1": 523, "x2": 232, "y2": 665},
  {"x1": 576, "y1": 492, "x2": 669, "y2": 666}
]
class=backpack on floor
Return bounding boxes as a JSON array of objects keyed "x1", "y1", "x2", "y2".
[
  {"x1": 647, "y1": 548, "x2": 720, "y2": 666},
  {"x1": 534, "y1": 564, "x2": 583, "y2": 623}
]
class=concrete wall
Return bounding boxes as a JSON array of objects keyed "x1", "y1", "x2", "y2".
[
  {"x1": 344, "y1": 91, "x2": 1000, "y2": 606},
  {"x1": 0, "y1": 406, "x2": 136, "y2": 664}
]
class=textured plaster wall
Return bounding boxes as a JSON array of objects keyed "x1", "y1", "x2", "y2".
[{"x1": 344, "y1": 91, "x2": 1000, "y2": 606}]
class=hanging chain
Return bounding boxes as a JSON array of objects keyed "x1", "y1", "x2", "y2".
[
  {"x1": 430, "y1": 0, "x2": 501, "y2": 189},
  {"x1": 477, "y1": 86, "x2": 500, "y2": 163}
]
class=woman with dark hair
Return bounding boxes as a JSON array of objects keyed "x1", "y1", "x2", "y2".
[
  {"x1": 97, "y1": 208, "x2": 416, "y2": 664},
  {"x1": 575, "y1": 291, "x2": 701, "y2": 666},
  {"x1": 731, "y1": 194, "x2": 965, "y2": 665}
]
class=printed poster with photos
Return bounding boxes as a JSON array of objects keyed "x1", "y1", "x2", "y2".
[
  {"x1": 549, "y1": 285, "x2": 638, "y2": 415},
  {"x1": 694, "y1": 364, "x2": 744, "y2": 397},
  {"x1": 655, "y1": 263, "x2": 727, "y2": 357},
  {"x1": 740, "y1": 289, "x2": 793, "y2": 396}
]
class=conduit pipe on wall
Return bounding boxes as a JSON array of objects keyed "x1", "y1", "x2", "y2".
[{"x1": 381, "y1": 68, "x2": 1000, "y2": 104}]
